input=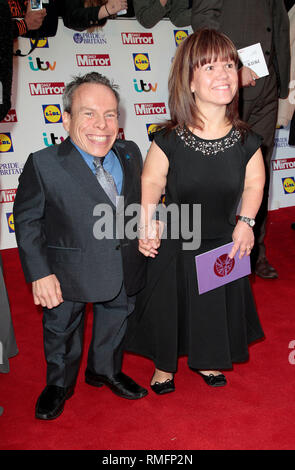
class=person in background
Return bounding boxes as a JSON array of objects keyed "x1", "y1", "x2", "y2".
[
  {"x1": 133, "y1": 0, "x2": 191, "y2": 29},
  {"x1": 60, "y1": 0, "x2": 127, "y2": 31},
  {"x1": 7, "y1": 0, "x2": 47, "y2": 38},
  {"x1": 0, "y1": 0, "x2": 13, "y2": 121},
  {"x1": 126, "y1": 29, "x2": 265, "y2": 394},
  {"x1": 191, "y1": 0, "x2": 291, "y2": 279},
  {"x1": 13, "y1": 72, "x2": 147, "y2": 420},
  {"x1": 279, "y1": 1, "x2": 295, "y2": 230},
  {"x1": 0, "y1": 252, "x2": 19, "y2": 417}
]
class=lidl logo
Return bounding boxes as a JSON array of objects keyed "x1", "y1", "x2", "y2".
[
  {"x1": 174, "y1": 30, "x2": 189, "y2": 47},
  {"x1": 6, "y1": 212, "x2": 14, "y2": 233},
  {"x1": 30, "y1": 37, "x2": 49, "y2": 48},
  {"x1": 282, "y1": 177, "x2": 295, "y2": 194},
  {"x1": 0, "y1": 133, "x2": 14, "y2": 152},
  {"x1": 42, "y1": 104, "x2": 62, "y2": 124},
  {"x1": 133, "y1": 53, "x2": 151, "y2": 71},
  {"x1": 146, "y1": 123, "x2": 161, "y2": 141}
]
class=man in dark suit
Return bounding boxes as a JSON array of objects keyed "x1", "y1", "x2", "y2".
[
  {"x1": 191, "y1": 0, "x2": 290, "y2": 279},
  {"x1": 13, "y1": 72, "x2": 148, "y2": 420}
]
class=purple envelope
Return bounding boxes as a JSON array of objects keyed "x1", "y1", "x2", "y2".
[{"x1": 195, "y1": 242, "x2": 251, "y2": 294}]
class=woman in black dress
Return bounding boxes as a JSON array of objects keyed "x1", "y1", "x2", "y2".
[{"x1": 126, "y1": 29, "x2": 265, "y2": 394}]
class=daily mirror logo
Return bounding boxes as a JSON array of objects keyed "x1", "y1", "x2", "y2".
[
  {"x1": 0, "y1": 110, "x2": 17, "y2": 123},
  {"x1": 134, "y1": 103, "x2": 166, "y2": 115},
  {"x1": 121, "y1": 32, "x2": 154, "y2": 45},
  {"x1": 76, "y1": 54, "x2": 111, "y2": 67},
  {"x1": 29, "y1": 82, "x2": 65, "y2": 96},
  {"x1": 0, "y1": 189, "x2": 17, "y2": 204}
]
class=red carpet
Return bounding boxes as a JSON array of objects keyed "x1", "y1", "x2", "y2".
[{"x1": 1, "y1": 206, "x2": 295, "y2": 450}]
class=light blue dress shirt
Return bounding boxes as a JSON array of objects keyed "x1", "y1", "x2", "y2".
[{"x1": 71, "y1": 140, "x2": 123, "y2": 195}]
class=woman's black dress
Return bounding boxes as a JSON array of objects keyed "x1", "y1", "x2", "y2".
[{"x1": 125, "y1": 126, "x2": 264, "y2": 372}]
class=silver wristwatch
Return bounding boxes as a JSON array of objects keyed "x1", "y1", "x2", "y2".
[{"x1": 238, "y1": 215, "x2": 255, "y2": 227}]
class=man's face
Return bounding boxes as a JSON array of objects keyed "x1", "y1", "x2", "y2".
[{"x1": 62, "y1": 83, "x2": 119, "y2": 157}]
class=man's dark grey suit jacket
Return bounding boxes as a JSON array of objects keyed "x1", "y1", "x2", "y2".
[{"x1": 13, "y1": 137, "x2": 146, "y2": 303}]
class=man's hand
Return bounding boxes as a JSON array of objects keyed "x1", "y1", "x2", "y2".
[
  {"x1": 238, "y1": 66, "x2": 259, "y2": 88},
  {"x1": 25, "y1": 1, "x2": 47, "y2": 31},
  {"x1": 32, "y1": 274, "x2": 63, "y2": 309}
]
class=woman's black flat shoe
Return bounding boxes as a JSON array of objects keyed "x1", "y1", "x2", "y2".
[
  {"x1": 150, "y1": 378, "x2": 175, "y2": 395},
  {"x1": 196, "y1": 371, "x2": 227, "y2": 387}
]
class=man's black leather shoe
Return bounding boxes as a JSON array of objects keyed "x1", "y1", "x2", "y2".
[
  {"x1": 85, "y1": 369, "x2": 148, "y2": 400},
  {"x1": 255, "y1": 257, "x2": 278, "y2": 279},
  {"x1": 35, "y1": 385, "x2": 74, "y2": 420}
]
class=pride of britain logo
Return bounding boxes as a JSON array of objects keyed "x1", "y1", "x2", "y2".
[
  {"x1": 213, "y1": 254, "x2": 235, "y2": 277},
  {"x1": 73, "y1": 32, "x2": 107, "y2": 45}
]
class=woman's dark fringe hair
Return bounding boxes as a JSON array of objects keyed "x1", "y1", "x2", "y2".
[{"x1": 160, "y1": 29, "x2": 249, "y2": 140}]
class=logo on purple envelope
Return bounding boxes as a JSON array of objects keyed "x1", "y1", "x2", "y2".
[{"x1": 213, "y1": 254, "x2": 235, "y2": 277}]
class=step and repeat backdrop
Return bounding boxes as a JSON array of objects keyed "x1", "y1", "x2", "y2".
[{"x1": 0, "y1": 18, "x2": 294, "y2": 249}]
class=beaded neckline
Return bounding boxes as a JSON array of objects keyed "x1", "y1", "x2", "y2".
[{"x1": 175, "y1": 125, "x2": 241, "y2": 156}]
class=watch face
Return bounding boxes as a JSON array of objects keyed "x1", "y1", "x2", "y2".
[{"x1": 249, "y1": 219, "x2": 255, "y2": 227}]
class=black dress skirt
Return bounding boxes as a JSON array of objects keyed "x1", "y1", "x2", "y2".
[{"x1": 125, "y1": 126, "x2": 264, "y2": 372}]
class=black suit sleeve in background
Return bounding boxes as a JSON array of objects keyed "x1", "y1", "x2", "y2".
[
  {"x1": 191, "y1": 0, "x2": 222, "y2": 31},
  {"x1": 60, "y1": 0, "x2": 107, "y2": 31},
  {"x1": 0, "y1": 0, "x2": 13, "y2": 121}
]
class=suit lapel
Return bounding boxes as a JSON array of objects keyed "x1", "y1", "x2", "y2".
[
  {"x1": 113, "y1": 141, "x2": 133, "y2": 201},
  {"x1": 57, "y1": 137, "x2": 114, "y2": 205}
]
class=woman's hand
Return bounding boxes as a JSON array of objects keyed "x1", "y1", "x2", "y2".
[
  {"x1": 138, "y1": 221, "x2": 164, "y2": 258},
  {"x1": 105, "y1": 0, "x2": 127, "y2": 15},
  {"x1": 228, "y1": 220, "x2": 254, "y2": 259}
]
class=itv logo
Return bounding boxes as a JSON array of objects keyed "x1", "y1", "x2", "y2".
[
  {"x1": 28, "y1": 56, "x2": 56, "y2": 71},
  {"x1": 43, "y1": 132, "x2": 65, "y2": 146},
  {"x1": 133, "y1": 79, "x2": 157, "y2": 93}
]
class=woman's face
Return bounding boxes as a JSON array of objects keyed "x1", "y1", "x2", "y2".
[{"x1": 190, "y1": 57, "x2": 238, "y2": 110}]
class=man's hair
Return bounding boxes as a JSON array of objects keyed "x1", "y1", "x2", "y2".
[{"x1": 62, "y1": 72, "x2": 120, "y2": 114}]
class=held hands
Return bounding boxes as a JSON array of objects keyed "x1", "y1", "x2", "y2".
[
  {"x1": 238, "y1": 66, "x2": 259, "y2": 88},
  {"x1": 32, "y1": 274, "x2": 63, "y2": 309},
  {"x1": 228, "y1": 220, "x2": 254, "y2": 260},
  {"x1": 105, "y1": 0, "x2": 128, "y2": 15},
  {"x1": 138, "y1": 220, "x2": 165, "y2": 258},
  {"x1": 25, "y1": 1, "x2": 47, "y2": 31}
]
